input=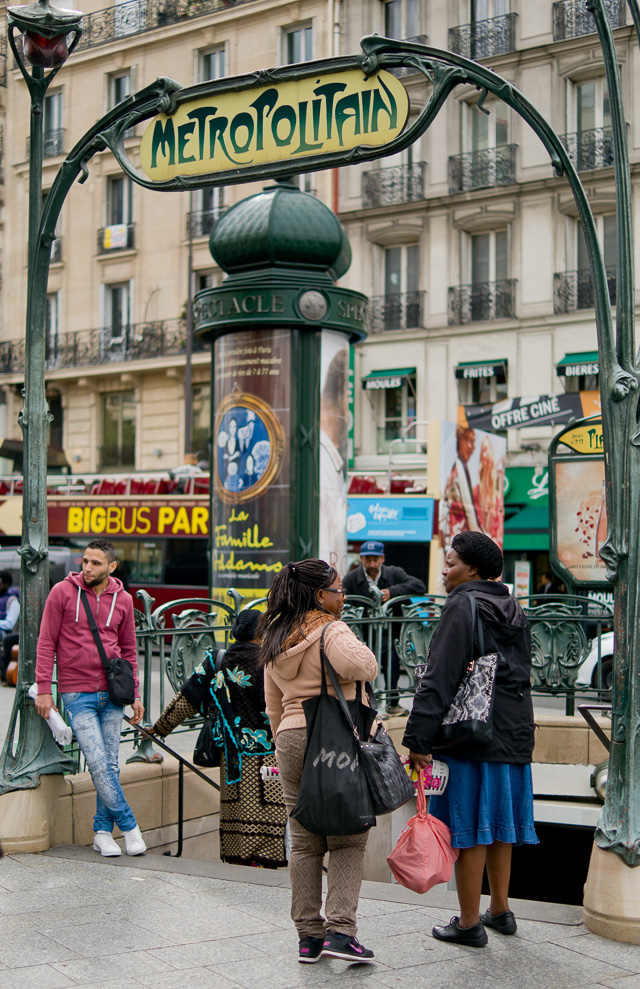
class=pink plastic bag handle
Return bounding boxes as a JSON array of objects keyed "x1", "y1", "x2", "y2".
[{"x1": 416, "y1": 769, "x2": 427, "y2": 818}]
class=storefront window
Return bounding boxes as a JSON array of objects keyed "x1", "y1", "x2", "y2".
[
  {"x1": 192, "y1": 383, "x2": 211, "y2": 463},
  {"x1": 376, "y1": 375, "x2": 416, "y2": 453}
]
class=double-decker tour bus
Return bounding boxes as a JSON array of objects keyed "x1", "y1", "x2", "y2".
[{"x1": 0, "y1": 472, "x2": 211, "y2": 607}]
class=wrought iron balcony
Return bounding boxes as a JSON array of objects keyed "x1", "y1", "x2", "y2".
[
  {"x1": 560, "y1": 127, "x2": 614, "y2": 170},
  {"x1": 554, "y1": 268, "x2": 617, "y2": 312},
  {"x1": 449, "y1": 13, "x2": 517, "y2": 60},
  {"x1": 553, "y1": 0, "x2": 625, "y2": 40},
  {"x1": 448, "y1": 280, "x2": 516, "y2": 325},
  {"x1": 389, "y1": 36, "x2": 428, "y2": 77},
  {"x1": 74, "y1": 0, "x2": 257, "y2": 52},
  {"x1": 50, "y1": 237, "x2": 62, "y2": 263},
  {"x1": 97, "y1": 223, "x2": 136, "y2": 253},
  {"x1": 368, "y1": 291, "x2": 425, "y2": 333},
  {"x1": 362, "y1": 162, "x2": 426, "y2": 208},
  {"x1": 448, "y1": 144, "x2": 516, "y2": 193},
  {"x1": 0, "y1": 318, "x2": 206, "y2": 375},
  {"x1": 186, "y1": 206, "x2": 227, "y2": 238}
]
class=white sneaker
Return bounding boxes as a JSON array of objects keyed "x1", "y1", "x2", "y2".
[
  {"x1": 93, "y1": 831, "x2": 122, "y2": 857},
  {"x1": 122, "y1": 824, "x2": 147, "y2": 856}
]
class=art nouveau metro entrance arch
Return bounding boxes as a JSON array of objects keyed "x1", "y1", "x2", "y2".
[{"x1": 2, "y1": 0, "x2": 640, "y2": 939}]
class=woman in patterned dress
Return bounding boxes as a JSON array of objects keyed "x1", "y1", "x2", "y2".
[{"x1": 150, "y1": 609, "x2": 287, "y2": 868}]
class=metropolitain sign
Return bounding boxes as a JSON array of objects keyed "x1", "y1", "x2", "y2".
[{"x1": 139, "y1": 68, "x2": 409, "y2": 182}]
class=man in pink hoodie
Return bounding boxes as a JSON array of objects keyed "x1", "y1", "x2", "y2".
[{"x1": 35, "y1": 538, "x2": 146, "y2": 858}]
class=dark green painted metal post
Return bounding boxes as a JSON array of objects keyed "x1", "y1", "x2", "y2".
[
  {"x1": 0, "y1": 60, "x2": 183, "y2": 790},
  {"x1": 0, "y1": 0, "x2": 84, "y2": 790},
  {"x1": 291, "y1": 329, "x2": 321, "y2": 561}
]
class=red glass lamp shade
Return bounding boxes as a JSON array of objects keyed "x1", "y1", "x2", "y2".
[{"x1": 22, "y1": 30, "x2": 69, "y2": 67}]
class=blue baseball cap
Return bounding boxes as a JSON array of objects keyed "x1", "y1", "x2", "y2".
[{"x1": 360, "y1": 541, "x2": 385, "y2": 556}]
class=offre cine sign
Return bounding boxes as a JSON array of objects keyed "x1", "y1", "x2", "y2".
[{"x1": 139, "y1": 68, "x2": 409, "y2": 181}]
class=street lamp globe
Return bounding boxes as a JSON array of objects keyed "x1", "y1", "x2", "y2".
[{"x1": 7, "y1": 0, "x2": 82, "y2": 70}]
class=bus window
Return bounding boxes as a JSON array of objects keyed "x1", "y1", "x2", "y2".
[{"x1": 164, "y1": 538, "x2": 208, "y2": 587}]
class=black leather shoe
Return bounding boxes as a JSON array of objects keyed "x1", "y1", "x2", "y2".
[
  {"x1": 480, "y1": 909, "x2": 517, "y2": 935},
  {"x1": 432, "y1": 916, "x2": 488, "y2": 947}
]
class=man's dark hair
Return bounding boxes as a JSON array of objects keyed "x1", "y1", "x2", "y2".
[
  {"x1": 451, "y1": 531, "x2": 503, "y2": 580},
  {"x1": 0, "y1": 570, "x2": 12, "y2": 587},
  {"x1": 85, "y1": 539, "x2": 116, "y2": 564}
]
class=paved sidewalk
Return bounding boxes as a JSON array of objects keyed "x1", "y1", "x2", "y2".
[{"x1": 0, "y1": 845, "x2": 638, "y2": 989}]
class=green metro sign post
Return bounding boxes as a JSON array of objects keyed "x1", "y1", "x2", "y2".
[{"x1": 0, "y1": 0, "x2": 639, "y2": 938}]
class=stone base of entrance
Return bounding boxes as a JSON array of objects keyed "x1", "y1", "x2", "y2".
[
  {"x1": 0, "y1": 758, "x2": 220, "y2": 857},
  {"x1": 583, "y1": 842, "x2": 640, "y2": 943}
]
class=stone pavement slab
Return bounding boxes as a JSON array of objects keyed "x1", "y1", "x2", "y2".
[{"x1": 0, "y1": 846, "x2": 636, "y2": 989}]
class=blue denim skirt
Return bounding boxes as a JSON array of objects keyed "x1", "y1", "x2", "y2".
[{"x1": 428, "y1": 757, "x2": 539, "y2": 849}]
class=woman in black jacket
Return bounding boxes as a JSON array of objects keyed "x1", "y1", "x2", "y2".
[{"x1": 403, "y1": 531, "x2": 538, "y2": 948}]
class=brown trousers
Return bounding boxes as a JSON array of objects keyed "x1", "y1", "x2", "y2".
[{"x1": 276, "y1": 727, "x2": 369, "y2": 939}]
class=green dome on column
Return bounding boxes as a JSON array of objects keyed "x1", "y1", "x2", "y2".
[{"x1": 209, "y1": 178, "x2": 351, "y2": 279}]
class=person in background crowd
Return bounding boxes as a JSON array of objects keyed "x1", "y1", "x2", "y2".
[
  {"x1": 150, "y1": 609, "x2": 287, "y2": 868},
  {"x1": 537, "y1": 570, "x2": 565, "y2": 595},
  {"x1": 260, "y1": 559, "x2": 378, "y2": 965},
  {"x1": 0, "y1": 571, "x2": 19, "y2": 682},
  {"x1": 343, "y1": 540, "x2": 425, "y2": 717},
  {"x1": 35, "y1": 539, "x2": 146, "y2": 857},
  {"x1": 404, "y1": 531, "x2": 538, "y2": 948}
]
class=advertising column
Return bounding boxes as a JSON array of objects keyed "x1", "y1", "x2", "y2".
[{"x1": 212, "y1": 329, "x2": 291, "y2": 601}]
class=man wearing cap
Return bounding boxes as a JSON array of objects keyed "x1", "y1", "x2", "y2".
[{"x1": 343, "y1": 541, "x2": 426, "y2": 717}]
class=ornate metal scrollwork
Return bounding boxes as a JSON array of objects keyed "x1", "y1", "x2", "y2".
[
  {"x1": 524, "y1": 602, "x2": 589, "y2": 690},
  {"x1": 395, "y1": 600, "x2": 444, "y2": 678},
  {"x1": 165, "y1": 609, "x2": 225, "y2": 692}
]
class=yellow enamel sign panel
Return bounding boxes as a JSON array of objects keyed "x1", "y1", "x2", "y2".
[
  {"x1": 558, "y1": 423, "x2": 603, "y2": 454},
  {"x1": 139, "y1": 69, "x2": 410, "y2": 182}
]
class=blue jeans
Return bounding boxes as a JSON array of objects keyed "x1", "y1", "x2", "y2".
[{"x1": 61, "y1": 691, "x2": 137, "y2": 834}]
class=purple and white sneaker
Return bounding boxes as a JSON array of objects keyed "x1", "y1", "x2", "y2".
[{"x1": 322, "y1": 930, "x2": 375, "y2": 963}]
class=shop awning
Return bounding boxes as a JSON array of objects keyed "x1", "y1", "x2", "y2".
[
  {"x1": 455, "y1": 359, "x2": 507, "y2": 384},
  {"x1": 362, "y1": 367, "x2": 415, "y2": 390},
  {"x1": 556, "y1": 351, "x2": 599, "y2": 378},
  {"x1": 503, "y1": 505, "x2": 549, "y2": 551}
]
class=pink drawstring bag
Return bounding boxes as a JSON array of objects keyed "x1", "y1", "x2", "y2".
[{"x1": 387, "y1": 769, "x2": 459, "y2": 894}]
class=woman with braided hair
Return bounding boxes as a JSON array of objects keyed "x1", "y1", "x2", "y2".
[{"x1": 260, "y1": 559, "x2": 378, "y2": 965}]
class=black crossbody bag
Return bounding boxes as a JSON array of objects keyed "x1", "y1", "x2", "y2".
[{"x1": 81, "y1": 590, "x2": 136, "y2": 706}]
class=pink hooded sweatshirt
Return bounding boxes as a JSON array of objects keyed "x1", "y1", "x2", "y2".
[{"x1": 36, "y1": 571, "x2": 139, "y2": 696}]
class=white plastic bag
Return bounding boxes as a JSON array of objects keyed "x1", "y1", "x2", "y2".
[{"x1": 28, "y1": 683, "x2": 73, "y2": 745}]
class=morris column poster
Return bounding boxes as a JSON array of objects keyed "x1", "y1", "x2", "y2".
[
  {"x1": 319, "y1": 331, "x2": 349, "y2": 576},
  {"x1": 212, "y1": 329, "x2": 290, "y2": 601}
]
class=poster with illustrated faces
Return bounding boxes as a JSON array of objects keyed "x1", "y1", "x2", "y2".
[
  {"x1": 438, "y1": 421, "x2": 507, "y2": 551},
  {"x1": 319, "y1": 331, "x2": 349, "y2": 578},
  {"x1": 211, "y1": 328, "x2": 290, "y2": 601}
]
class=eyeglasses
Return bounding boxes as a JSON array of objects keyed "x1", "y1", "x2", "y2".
[{"x1": 324, "y1": 588, "x2": 346, "y2": 596}]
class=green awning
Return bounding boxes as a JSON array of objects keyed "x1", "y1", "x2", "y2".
[
  {"x1": 503, "y1": 505, "x2": 549, "y2": 551},
  {"x1": 362, "y1": 367, "x2": 415, "y2": 390},
  {"x1": 556, "y1": 351, "x2": 599, "y2": 377},
  {"x1": 455, "y1": 359, "x2": 507, "y2": 383}
]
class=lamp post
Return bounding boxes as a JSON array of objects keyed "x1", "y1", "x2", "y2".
[{"x1": 0, "y1": 0, "x2": 83, "y2": 786}]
